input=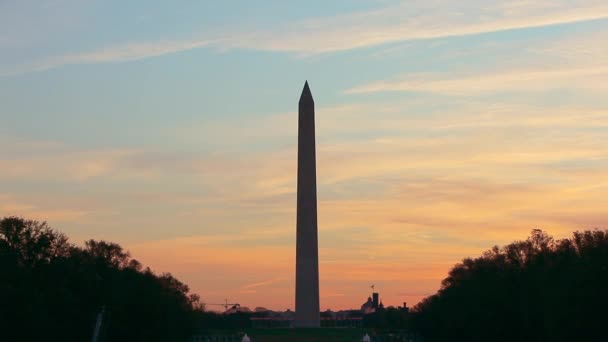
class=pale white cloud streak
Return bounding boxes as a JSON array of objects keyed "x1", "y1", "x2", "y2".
[
  {"x1": 345, "y1": 29, "x2": 608, "y2": 95},
  {"x1": 1, "y1": 39, "x2": 215, "y2": 76},
  {"x1": 225, "y1": 0, "x2": 608, "y2": 54},
  {"x1": 0, "y1": 147, "x2": 141, "y2": 182},
  {"x1": 345, "y1": 66, "x2": 608, "y2": 95},
  {"x1": 2, "y1": 0, "x2": 608, "y2": 75},
  {"x1": 0, "y1": 193, "x2": 89, "y2": 222}
]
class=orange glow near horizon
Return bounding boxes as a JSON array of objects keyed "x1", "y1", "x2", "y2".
[{"x1": 2, "y1": 3, "x2": 607, "y2": 311}]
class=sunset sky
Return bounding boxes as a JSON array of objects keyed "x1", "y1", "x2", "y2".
[{"x1": 1, "y1": 0, "x2": 607, "y2": 311}]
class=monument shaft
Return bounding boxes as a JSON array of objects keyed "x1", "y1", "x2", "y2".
[{"x1": 295, "y1": 81, "x2": 320, "y2": 327}]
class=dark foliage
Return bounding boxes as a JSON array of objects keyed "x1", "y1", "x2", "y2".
[
  {"x1": 412, "y1": 229, "x2": 608, "y2": 342},
  {"x1": 363, "y1": 306, "x2": 410, "y2": 330},
  {"x1": 0, "y1": 217, "x2": 200, "y2": 342}
]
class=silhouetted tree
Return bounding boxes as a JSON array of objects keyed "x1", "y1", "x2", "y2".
[
  {"x1": 412, "y1": 229, "x2": 608, "y2": 342},
  {"x1": 0, "y1": 216, "x2": 200, "y2": 342},
  {"x1": 363, "y1": 306, "x2": 410, "y2": 331}
]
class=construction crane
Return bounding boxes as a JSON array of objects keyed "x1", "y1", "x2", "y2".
[{"x1": 205, "y1": 299, "x2": 240, "y2": 312}]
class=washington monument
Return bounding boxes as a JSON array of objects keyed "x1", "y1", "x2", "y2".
[{"x1": 294, "y1": 81, "x2": 320, "y2": 328}]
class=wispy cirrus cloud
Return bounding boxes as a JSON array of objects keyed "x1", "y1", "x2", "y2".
[
  {"x1": 225, "y1": 0, "x2": 608, "y2": 54},
  {"x1": 345, "y1": 28, "x2": 608, "y2": 95},
  {"x1": 3, "y1": 0, "x2": 608, "y2": 75},
  {"x1": 345, "y1": 66, "x2": 608, "y2": 95},
  {"x1": 1, "y1": 38, "x2": 215, "y2": 76},
  {"x1": 241, "y1": 277, "x2": 286, "y2": 291},
  {"x1": 0, "y1": 146, "x2": 142, "y2": 182},
  {"x1": 0, "y1": 193, "x2": 89, "y2": 222}
]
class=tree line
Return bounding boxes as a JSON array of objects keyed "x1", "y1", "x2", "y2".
[
  {"x1": 411, "y1": 228, "x2": 608, "y2": 341},
  {"x1": 2, "y1": 216, "x2": 607, "y2": 341},
  {"x1": 0, "y1": 216, "x2": 201, "y2": 341}
]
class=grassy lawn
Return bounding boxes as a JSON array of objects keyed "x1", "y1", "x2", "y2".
[
  {"x1": 196, "y1": 328, "x2": 370, "y2": 342},
  {"x1": 248, "y1": 328, "x2": 367, "y2": 342}
]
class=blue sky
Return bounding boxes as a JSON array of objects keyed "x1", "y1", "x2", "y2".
[{"x1": 1, "y1": 0, "x2": 608, "y2": 310}]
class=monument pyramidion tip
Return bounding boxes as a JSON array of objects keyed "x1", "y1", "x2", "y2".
[{"x1": 299, "y1": 81, "x2": 313, "y2": 103}]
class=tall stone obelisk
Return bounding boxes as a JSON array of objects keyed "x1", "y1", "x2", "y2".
[{"x1": 294, "y1": 81, "x2": 320, "y2": 328}]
